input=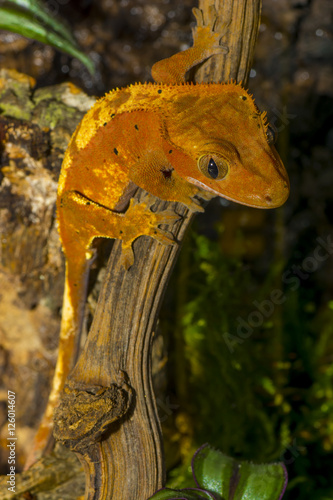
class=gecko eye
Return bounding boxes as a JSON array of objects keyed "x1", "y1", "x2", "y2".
[
  {"x1": 266, "y1": 124, "x2": 277, "y2": 145},
  {"x1": 198, "y1": 154, "x2": 228, "y2": 180}
]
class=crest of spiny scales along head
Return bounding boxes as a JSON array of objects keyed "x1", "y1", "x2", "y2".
[
  {"x1": 220, "y1": 80, "x2": 269, "y2": 131},
  {"x1": 260, "y1": 110, "x2": 269, "y2": 131},
  {"x1": 105, "y1": 80, "x2": 268, "y2": 130}
]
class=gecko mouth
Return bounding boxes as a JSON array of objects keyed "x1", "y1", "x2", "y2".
[
  {"x1": 186, "y1": 176, "x2": 226, "y2": 199},
  {"x1": 187, "y1": 176, "x2": 289, "y2": 209}
]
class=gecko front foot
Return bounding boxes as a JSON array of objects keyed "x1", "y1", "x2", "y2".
[
  {"x1": 120, "y1": 198, "x2": 180, "y2": 269},
  {"x1": 192, "y1": 6, "x2": 229, "y2": 58},
  {"x1": 195, "y1": 188, "x2": 217, "y2": 202}
]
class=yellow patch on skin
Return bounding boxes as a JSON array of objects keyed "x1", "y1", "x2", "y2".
[
  {"x1": 73, "y1": 109, "x2": 101, "y2": 150},
  {"x1": 74, "y1": 99, "x2": 116, "y2": 150},
  {"x1": 57, "y1": 152, "x2": 72, "y2": 194}
]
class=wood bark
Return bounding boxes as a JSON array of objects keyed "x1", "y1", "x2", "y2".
[{"x1": 53, "y1": 1, "x2": 262, "y2": 499}]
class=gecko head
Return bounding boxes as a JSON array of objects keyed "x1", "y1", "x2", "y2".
[
  {"x1": 165, "y1": 83, "x2": 290, "y2": 209},
  {"x1": 183, "y1": 136, "x2": 289, "y2": 209}
]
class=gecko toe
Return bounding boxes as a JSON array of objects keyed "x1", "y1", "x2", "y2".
[
  {"x1": 121, "y1": 244, "x2": 135, "y2": 270},
  {"x1": 158, "y1": 209, "x2": 181, "y2": 224},
  {"x1": 187, "y1": 198, "x2": 206, "y2": 213},
  {"x1": 150, "y1": 227, "x2": 177, "y2": 246}
]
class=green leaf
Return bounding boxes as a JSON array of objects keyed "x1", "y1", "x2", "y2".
[
  {"x1": 149, "y1": 488, "x2": 217, "y2": 500},
  {"x1": 192, "y1": 444, "x2": 288, "y2": 500},
  {"x1": 0, "y1": 6, "x2": 94, "y2": 74},
  {"x1": 4, "y1": 0, "x2": 76, "y2": 44}
]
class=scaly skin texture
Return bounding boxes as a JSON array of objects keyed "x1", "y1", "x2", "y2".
[{"x1": 26, "y1": 17, "x2": 289, "y2": 467}]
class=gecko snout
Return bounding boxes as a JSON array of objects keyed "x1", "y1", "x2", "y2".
[{"x1": 262, "y1": 176, "x2": 289, "y2": 208}]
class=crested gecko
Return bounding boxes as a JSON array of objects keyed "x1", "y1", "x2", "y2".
[{"x1": 27, "y1": 10, "x2": 289, "y2": 466}]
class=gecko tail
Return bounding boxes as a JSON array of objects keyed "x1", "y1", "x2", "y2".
[{"x1": 24, "y1": 252, "x2": 93, "y2": 469}]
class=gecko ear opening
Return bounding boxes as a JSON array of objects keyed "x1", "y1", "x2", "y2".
[
  {"x1": 198, "y1": 154, "x2": 229, "y2": 180},
  {"x1": 266, "y1": 124, "x2": 278, "y2": 145}
]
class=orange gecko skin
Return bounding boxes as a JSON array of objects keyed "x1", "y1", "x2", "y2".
[
  {"x1": 26, "y1": 17, "x2": 289, "y2": 468},
  {"x1": 58, "y1": 80, "x2": 289, "y2": 284}
]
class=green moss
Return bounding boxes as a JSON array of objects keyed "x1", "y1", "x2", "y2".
[{"x1": 0, "y1": 73, "x2": 34, "y2": 120}]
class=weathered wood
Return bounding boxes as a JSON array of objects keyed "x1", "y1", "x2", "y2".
[{"x1": 56, "y1": 1, "x2": 262, "y2": 499}]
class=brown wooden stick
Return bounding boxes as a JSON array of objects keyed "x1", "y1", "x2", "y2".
[{"x1": 53, "y1": 1, "x2": 262, "y2": 499}]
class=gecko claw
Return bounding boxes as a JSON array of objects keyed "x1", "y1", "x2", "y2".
[
  {"x1": 150, "y1": 227, "x2": 177, "y2": 247},
  {"x1": 121, "y1": 244, "x2": 135, "y2": 270},
  {"x1": 196, "y1": 189, "x2": 216, "y2": 202},
  {"x1": 183, "y1": 197, "x2": 205, "y2": 213},
  {"x1": 156, "y1": 208, "x2": 181, "y2": 224}
]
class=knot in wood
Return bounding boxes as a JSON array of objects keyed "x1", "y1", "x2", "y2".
[{"x1": 53, "y1": 379, "x2": 132, "y2": 453}]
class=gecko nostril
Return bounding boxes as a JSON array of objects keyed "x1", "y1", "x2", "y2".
[{"x1": 265, "y1": 195, "x2": 272, "y2": 203}]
